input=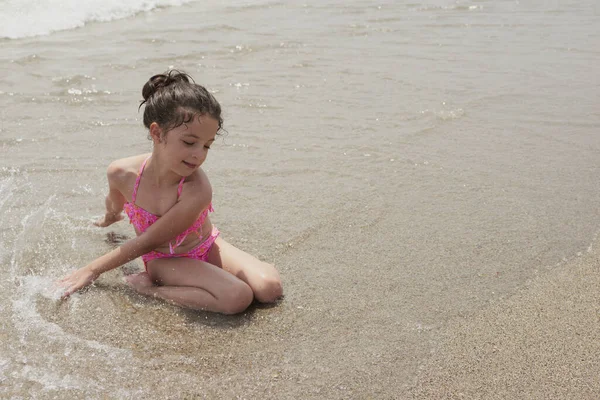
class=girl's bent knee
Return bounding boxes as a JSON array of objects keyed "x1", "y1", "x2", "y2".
[
  {"x1": 255, "y1": 276, "x2": 283, "y2": 303},
  {"x1": 220, "y1": 282, "x2": 253, "y2": 315}
]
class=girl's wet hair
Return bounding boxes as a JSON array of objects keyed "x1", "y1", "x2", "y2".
[{"x1": 139, "y1": 70, "x2": 223, "y2": 137}]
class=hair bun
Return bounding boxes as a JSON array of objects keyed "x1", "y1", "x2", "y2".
[{"x1": 141, "y1": 70, "x2": 192, "y2": 102}]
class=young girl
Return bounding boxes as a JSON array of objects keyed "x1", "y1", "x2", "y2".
[{"x1": 59, "y1": 70, "x2": 283, "y2": 314}]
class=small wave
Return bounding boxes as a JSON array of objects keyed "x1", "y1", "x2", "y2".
[
  {"x1": 413, "y1": 3, "x2": 483, "y2": 12},
  {"x1": 51, "y1": 74, "x2": 97, "y2": 87},
  {"x1": 10, "y1": 54, "x2": 45, "y2": 65},
  {"x1": 13, "y1": 275, "x2": 132, "y2": 355},
  {"x1": 10, "y1": 278, "x2": 132, "y2": 393},
  {"x1": 0, "y1": 0, "x2": 197, "y2": 40},
  {"x1": 0, "y1": 359, "x2": 8, "y2": 384},
  {"x1": 225, "y1": 0, "x2": 283, "y2": 12},
  {"x1": 419, "y1": 108, "x2": 466, "y2": 121},
  {"x1": 0, "y1": 177, "x2": 15, "y2": 212},
  {"x1": 436, "y1": 108, "x2": 465, "y2": 120}
]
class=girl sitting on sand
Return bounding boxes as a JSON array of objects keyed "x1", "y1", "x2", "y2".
[{"x1": 59, "y1": 70, "x2": 283, "y2": 314}]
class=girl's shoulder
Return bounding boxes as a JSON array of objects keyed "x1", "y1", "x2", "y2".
[
  {"x1": 180, "y1": 167, "x2": 213, "y2": 208},
  {"x1": 106, "y1": 154, "x2": 150, "y2": 189}
]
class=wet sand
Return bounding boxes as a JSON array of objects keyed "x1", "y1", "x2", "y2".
[
  {"x1": 1, "y1": 0, "x2": 600, "y2": 398},
  {"x1": 412, "y1": 237, "x2": 600, "y2": 399}
]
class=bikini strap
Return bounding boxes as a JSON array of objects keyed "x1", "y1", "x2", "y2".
[
  {"x1": 168, "y1": 179, "x2": 190, "y2": 254},
  {"x1": 131, "y1": 156, "x2": 151, "y2": 203},
  {"x1": 177, "y1": 176, "x2": 185, "y2": 198}
]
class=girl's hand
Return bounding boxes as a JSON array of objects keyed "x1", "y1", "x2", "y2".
[
  {"x1": 58, "y1": 267, "x2": 99, "y2": 298},
  {"x1": 94, "y1": 212, "x2": 124, "y2": 227}
]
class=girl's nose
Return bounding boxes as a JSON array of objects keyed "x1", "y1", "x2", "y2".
[{"x1": 193, "y1": 149, "x2": 205, "y2": 160}]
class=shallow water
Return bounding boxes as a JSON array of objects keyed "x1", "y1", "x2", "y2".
[{"x1": 1, "y1": 0, "x2": 599, "y2": 398}]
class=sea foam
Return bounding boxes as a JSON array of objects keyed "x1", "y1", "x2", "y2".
[{"x1": 0, "y1": 0, "x2": 196, "y2": 39}]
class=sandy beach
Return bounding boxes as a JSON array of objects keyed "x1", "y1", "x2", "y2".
[
  {"x1": 412, "y1": 235, "x2": 600, "y2": 399},
  {"x1": 1, "y1": 0, "x2": 599, "y2": 398}
]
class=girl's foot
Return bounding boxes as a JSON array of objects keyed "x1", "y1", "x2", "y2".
[
  {"x1": 94, "y1": 213, "x2": 124, "y2": 227},
  {"x1": 124, "y1": 272, "x2": 155, "y2": 295}
]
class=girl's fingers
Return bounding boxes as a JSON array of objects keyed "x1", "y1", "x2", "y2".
[
  {"x1": 58, "y1": 276, "x2": 73, "y2": 285},
  {"x1": 58, "y1": 269, "x2": 78, "y2": 284},
  {"x1": 57, "y1": 269, "x2": 94, "y2": 299},
  {"x1": 61, "y1": 284, "x2": 78, "y2": 299}
]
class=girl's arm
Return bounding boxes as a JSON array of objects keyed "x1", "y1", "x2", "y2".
[
  {"x1": 94, "y1": 162, "x2": 127, "y2": 227},
  {"x1": 59, "y1": 174, "x2": 212, "y2": 298}
]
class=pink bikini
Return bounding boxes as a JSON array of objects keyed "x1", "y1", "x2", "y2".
[{"x1": 123, "y1": 156, "x2": 219, "y2": 269}]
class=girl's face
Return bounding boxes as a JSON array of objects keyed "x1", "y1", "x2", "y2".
[{"x1": 153, "y1": 114, "x2": 218, "y2": 176}]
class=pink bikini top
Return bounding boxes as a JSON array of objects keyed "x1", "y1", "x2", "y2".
[{"x1": 123, "y1": 156, "x2": 213, "y2": 254}]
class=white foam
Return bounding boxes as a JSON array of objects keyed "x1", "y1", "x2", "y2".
[
  {"x1": 16, "y1": 365, "x2": 99, "y2": 392},
  {"x1": 0, "y1": 359, "x2": 8, "y2": 384},
  {"x1": 0, "y1": 0, "x2": 197, "y2": 39},
  {"x1": 5, "y1": 192, "x2": 132, "y2": 361},
  {"x1": 9, "y1": 196, "x2": 54, "y2": 279},
  {"x1": 12, "y1": 276, "x2": 132, "y2": 358},
  {"x1": 0, "y1": 177, "x2": 14, "y2": 212}
]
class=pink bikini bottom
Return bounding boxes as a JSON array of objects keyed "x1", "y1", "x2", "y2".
[{"x1": 142, "y1": 226, "x2": 220, "y2": 270}]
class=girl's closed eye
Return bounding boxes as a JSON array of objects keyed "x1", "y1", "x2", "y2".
[
  {"x1": 204, "y1": 145, "x2": 211, "y2": 150},
  {"x1": 183, "y1": 140, "x2": 195, "y2": 146}
]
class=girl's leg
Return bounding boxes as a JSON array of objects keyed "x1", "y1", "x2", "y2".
[
  {"x1": 127, "y1": 258, "x2": 253, "y2": 315},
  {"x1": 206, "y1": 237, "x2": 283, "y2": 303}
]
